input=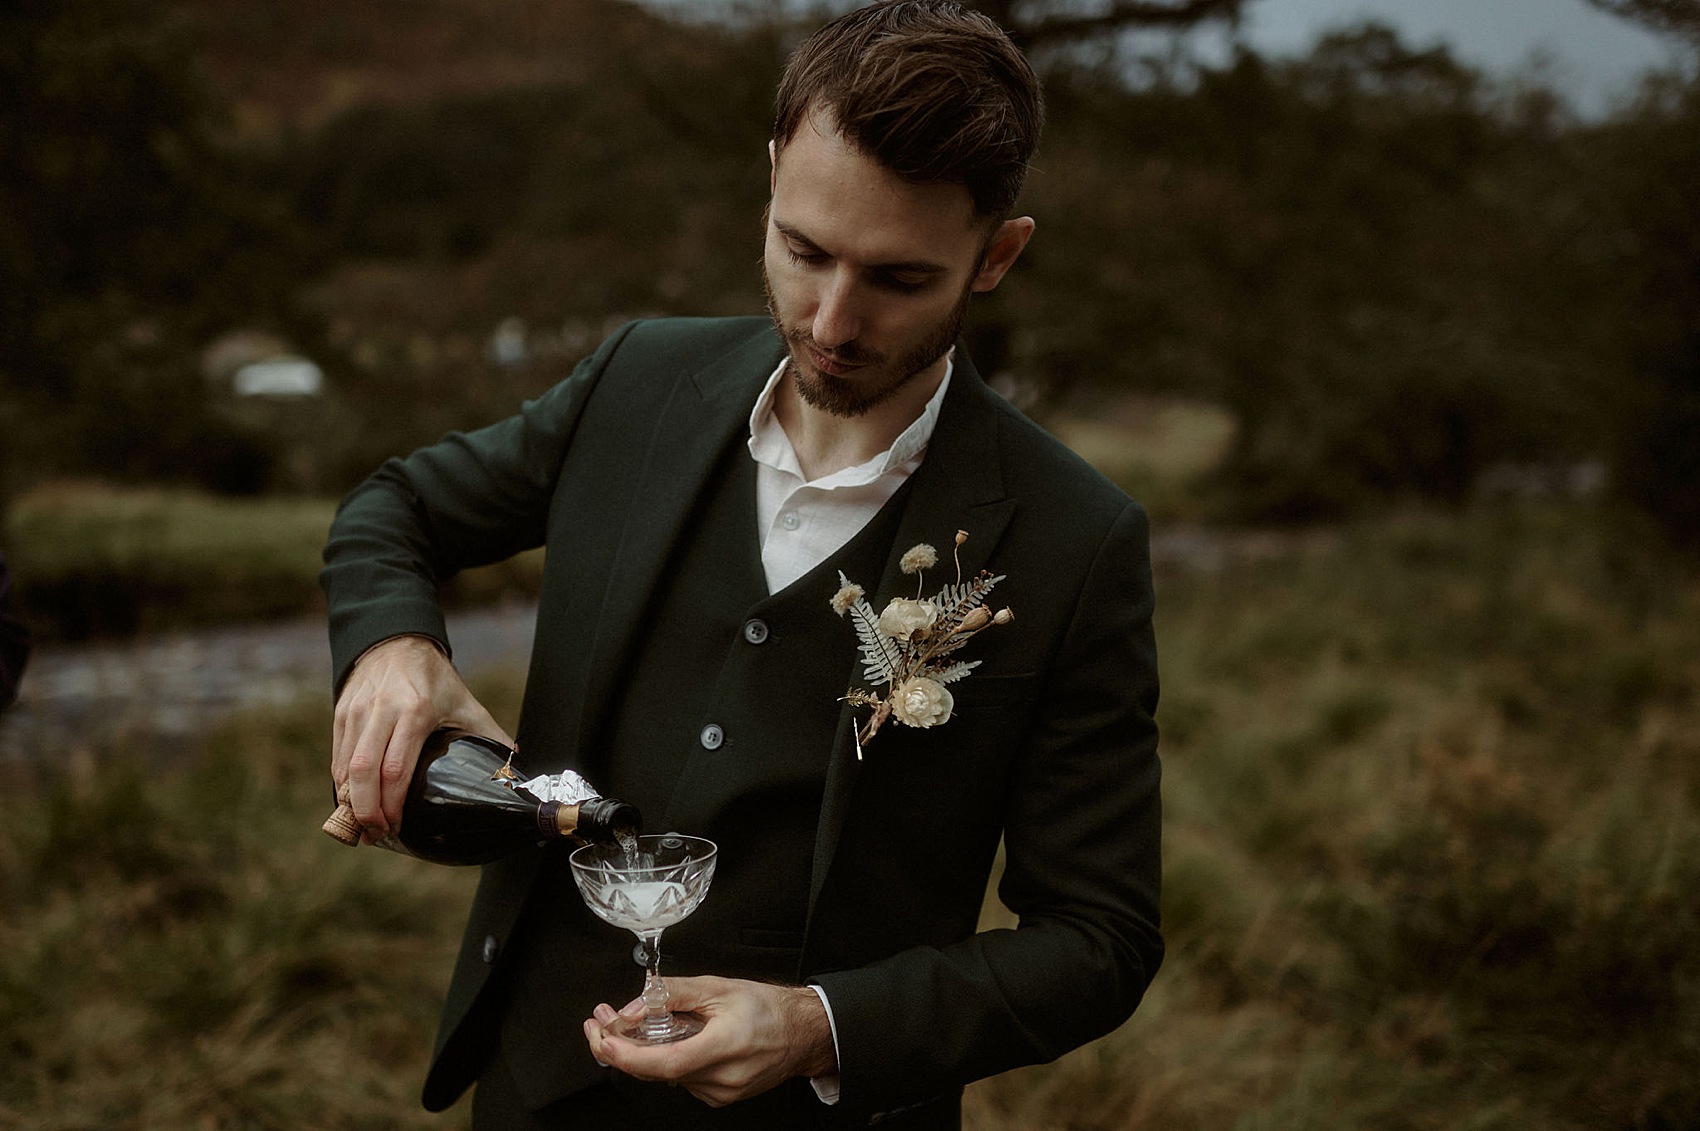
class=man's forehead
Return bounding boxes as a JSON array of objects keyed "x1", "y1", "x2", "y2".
[{"x1": 771, "y1": 125, "x2": 986, "y2": 246}]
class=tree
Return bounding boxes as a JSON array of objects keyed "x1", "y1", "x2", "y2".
[
  {"x1": 967, "y1": 0, "x2": 1243, "y2": 50},
  {"x1": 0, "y1": 0, "x2": 309, "y2": 497},
  {"x1": 1586, "y1": 0, "x2": 1700, "y2": 47},
  {"x1": 1587, "y1": 1, "x2": 1700, "y2": 547},
  {"x1": 999, "y1": 23, "x2": 1640, "y2": 518}
]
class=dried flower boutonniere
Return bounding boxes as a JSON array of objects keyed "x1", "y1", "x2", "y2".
[{"x1": 832, "y1": 529, "x2": 1013, "y2": 756}]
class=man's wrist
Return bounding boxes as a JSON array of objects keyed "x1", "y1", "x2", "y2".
[
  {"x1": 361, "y1": 633, "x2": 448, "y2": 664},
  {"x1": 784, "y1": 984, "x2": 838, "y2": 1079},
  {"x1": 339, "y1": 633, "x2": 448, "y2": 695}
]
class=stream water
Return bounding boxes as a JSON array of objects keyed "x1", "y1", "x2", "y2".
[{"x1": 0, "y1": 527, "x2": 1305, "y2": 765}]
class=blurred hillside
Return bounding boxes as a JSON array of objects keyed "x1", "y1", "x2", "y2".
[
  {"x1": 179, "y1": 0, "x2": 652, "y2": 133},
  {"x1": 1, "y1": 0, "x2": 1696, "y2": 543}
]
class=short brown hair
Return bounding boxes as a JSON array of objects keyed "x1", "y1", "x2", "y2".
[{"x1": 773, "y1": 0, "x2": 1044, "y2": 219}]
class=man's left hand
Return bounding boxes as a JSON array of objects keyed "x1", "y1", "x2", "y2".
[{"x1": 582, "y1": 976, "x2": 837, "y2": 1107}]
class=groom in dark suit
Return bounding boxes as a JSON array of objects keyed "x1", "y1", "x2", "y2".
[{"x1": 322, "y1": 2, "x2": 1162, "y2": 1127}]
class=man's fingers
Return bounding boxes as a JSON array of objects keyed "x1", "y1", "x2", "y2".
[
  {"x1": 583, "y1": 1018, "x2": 611, "y2": 1067},
  {"x1": 379, "y1": 709, "x2": 435, "y2": 831},
  {"x1": 599, "y1": 1031, "x2": 698, "y2": 1080},
  {"x1": 645, "y1": 975, "x2": 717, "y2": 1012},
  {"x1": 329, "y1": 634, "x2": 501, "y2": 833},
  {"x1": 331, "y1": 699, "x2": 349, "y2": 783},
  {"x1": 344, "y1": 724, "x2": 388, "y2": 833}
]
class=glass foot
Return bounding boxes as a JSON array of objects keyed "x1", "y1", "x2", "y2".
[{"x1": 614, "y1": 1010, "x2": 704, "y2": 1044}]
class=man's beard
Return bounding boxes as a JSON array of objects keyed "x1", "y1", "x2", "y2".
[{"x1": 763, "y1": 265, "x2": 971, "y2": 419}]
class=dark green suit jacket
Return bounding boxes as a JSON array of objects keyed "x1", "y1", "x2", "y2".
[{"x1": 321, "y1": 316, "x2": 1162, "y2": 1123}]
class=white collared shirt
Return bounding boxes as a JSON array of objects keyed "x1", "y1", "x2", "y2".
[{"x1": 747, "y1": 353, "x2": 953, "y2": 594}]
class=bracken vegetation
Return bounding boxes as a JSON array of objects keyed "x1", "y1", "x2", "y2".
[
  {"x1": 1, "y1": 500, "x2": 1694, "y2": 1129},
  {"x1": 971, "y1": 501, "x2": 1700, "y2": 1129}
]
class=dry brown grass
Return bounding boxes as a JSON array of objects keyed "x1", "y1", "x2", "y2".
[{"x1": 2, "y1": 503, "x2": 1695, "y2": 1129}]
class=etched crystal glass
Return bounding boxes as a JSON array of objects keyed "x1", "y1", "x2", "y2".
[{"x1": 569, "y1": 834, "x2": 717, "y2": 1044}]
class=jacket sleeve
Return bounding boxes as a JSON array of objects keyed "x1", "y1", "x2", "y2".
[
  {"x1": 811, "y1": 499, "x2": 1163, "y2": 1116},
  {"x1": 319, "y1": 322, "x2": 640, "y2": 692}
]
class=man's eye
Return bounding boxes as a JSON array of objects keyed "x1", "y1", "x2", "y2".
[{"x1": 785, "y1": 247, "x2": 827, "y2": 266}]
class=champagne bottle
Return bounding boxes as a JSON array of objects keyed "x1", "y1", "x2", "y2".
[{"x1": 321, "y1": 730, "x2": 640, "y2": 865}]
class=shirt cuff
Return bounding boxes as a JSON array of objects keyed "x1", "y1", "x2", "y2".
[{"x1": 806, "y1": 984, "x2": 843, "y2": 1105}]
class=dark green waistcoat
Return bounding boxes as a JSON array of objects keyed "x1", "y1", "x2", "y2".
[{"x1": 492, "y1": 437, "x2": 910, "y2": 1105}]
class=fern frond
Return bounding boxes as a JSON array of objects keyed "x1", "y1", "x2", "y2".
[
  {"x1": 848, "y1": 595, "x2": 901, "y2": 685},
  {"x1": 933, "y1": 572, "x2": 1005, "y2": 623},
  {"x1": 930, "y1": 659, "x2": 981, "y2": 685}
]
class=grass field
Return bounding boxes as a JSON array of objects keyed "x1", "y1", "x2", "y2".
[
  {"x1": 1, "y1": 458, "x2": 1696, "y2": 1127},
  {"x1": 966, "y1": 503, "x2": 1700, "y2": 1130},
  {"x1": 3, "y1": 482, "x2": 545, "y2": 643}
]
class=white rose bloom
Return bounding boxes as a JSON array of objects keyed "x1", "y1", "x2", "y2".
[
  {"x1": 878, "y1": 598, "x2": 938, "y2": 642},
  {"x1": 891, "y1": 677, "x2": 954, "y2": 728}
]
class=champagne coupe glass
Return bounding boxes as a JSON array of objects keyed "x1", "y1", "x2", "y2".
[{"x1": 569, "y1": 834, "x2": 717, "y2": 1044}]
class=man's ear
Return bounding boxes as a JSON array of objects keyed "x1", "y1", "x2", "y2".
[
  {"x1": 768, "y1": 139, "x2": 777, "y2": 192},
  {"x1": 970, "y1": 217, "x2": 1036, "y2": 293}
]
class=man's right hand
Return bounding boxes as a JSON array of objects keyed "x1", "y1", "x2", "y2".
[{"x1": 330, "y1": 634, "x2": 514, "y2": 840}]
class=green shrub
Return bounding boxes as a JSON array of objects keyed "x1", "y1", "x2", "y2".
[{"x1": 3, "y1": 482, "x2": 546, "y2": 641}]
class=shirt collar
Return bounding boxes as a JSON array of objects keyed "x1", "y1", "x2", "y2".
[{"x1": 747, "y1": 350, "x2": 954, "y2": 487}]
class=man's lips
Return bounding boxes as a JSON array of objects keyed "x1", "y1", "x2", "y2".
[{"x1": 805, "y1": 346, "x2": 862, "y2": 376}]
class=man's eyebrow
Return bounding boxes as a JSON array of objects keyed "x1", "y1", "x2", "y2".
[{"x1": 773, "y1": 220, "x2": 951, "y2": 276}]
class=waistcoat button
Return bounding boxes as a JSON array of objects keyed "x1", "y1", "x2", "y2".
[
  {"x1": 482, "y1": 934, "x2": 500, "y2": 964},
  {"x1": 742, "y1": 618, "x2": 769, "y2": 645},
  {"x1": 632, "y1": 941, "x2": 650, "y2": 966},
  {"x1": 700, "y1": 723, "x2": 724, "y2": 750}
]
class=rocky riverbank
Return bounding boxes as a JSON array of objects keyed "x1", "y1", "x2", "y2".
[{"x1": 0, "y1": 602, "x2": 539, "y2": 764}]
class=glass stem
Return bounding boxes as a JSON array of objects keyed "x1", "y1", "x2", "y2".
[{"x1": 640, "y1": 932, "x2": 671, "y2": 1030}]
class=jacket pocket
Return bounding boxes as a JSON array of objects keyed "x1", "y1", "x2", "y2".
[{"x1": 940, "y1": 670, "x2": 1038, "y2": 710}]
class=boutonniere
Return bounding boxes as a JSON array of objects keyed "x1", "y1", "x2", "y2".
[{"x1": 831, "y1": 530, "x2": 1013, "y2": 756}]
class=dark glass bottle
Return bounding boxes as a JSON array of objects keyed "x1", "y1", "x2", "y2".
[{"x1": 322, "y1": 730, "x2": 640, "y2": 865}]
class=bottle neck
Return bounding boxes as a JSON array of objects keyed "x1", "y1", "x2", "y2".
[
  {"x1": 537, "y1": 801, "x2": 575, "y2": 839},
  {"x1": 540, "y1": 797, "x2": 641, "y2": 844}
]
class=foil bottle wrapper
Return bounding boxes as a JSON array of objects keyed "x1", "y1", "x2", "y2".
[{"x1": 516, "y1": 769, "x2": 600, "y2": 806}]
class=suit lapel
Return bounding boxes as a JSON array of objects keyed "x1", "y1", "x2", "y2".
[
  {"x1": 807, "y1": 354, "x2": 1017, "y2": 919},
  {"x1": 577, "y1": 327, "x2": 783, "y2": 754}
]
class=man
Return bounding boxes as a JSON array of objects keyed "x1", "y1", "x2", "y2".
[{"x1": 321, "y1": 3, "x2": 1161, "y2": 1127}]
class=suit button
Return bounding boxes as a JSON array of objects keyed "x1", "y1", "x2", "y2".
[
  {"x1": 743, "y1": 618, "x2": 769, "y2": 645},
  {"x1": 700, "y1": 723, "x2": 724, "y2": 750},
  {"x1": 481, "y1": 935, "x2": 500, "y2": 964},
  {"x1": 632, "y1": 941, "x2": 650, "y2": 966}
]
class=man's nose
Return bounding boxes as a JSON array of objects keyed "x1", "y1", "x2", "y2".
[{"x1": 812, "y1": 274, "x2": 862, "y2": 350}]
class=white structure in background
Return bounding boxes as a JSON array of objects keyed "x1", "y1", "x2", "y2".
[
  {"x1": 233, "y1": 356, "x2": 324, "y2": 397},
  {"x1": 488, "y1": 316, "x2": 529, "y2": 368},
  {"x1": 202, "y1": 329, "x2": 325, "y2": 397}
]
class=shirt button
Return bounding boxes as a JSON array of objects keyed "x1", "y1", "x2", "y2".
[
  {"x1": 482, "y1": 935, "x2": 500, "y2": 964},
  {"x1": 700, "y1": 723, "x2": 724, "y2": 750},
  {"x1": 743, "y1": 618, "x2": 769, "y2": 645},
  {"x1": 781, "y1": 511, "x2": 800, "y2": 530}
]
